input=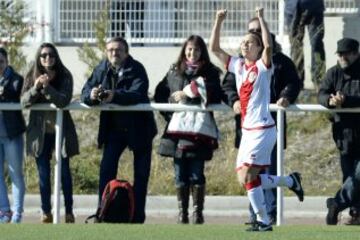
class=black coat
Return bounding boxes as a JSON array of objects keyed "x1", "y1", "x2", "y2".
[
  {"x1": 222, "y1": 51, "x2": 301, "y2": 148},
  {"x1": 0, "y1": 66, "x2": 26, "y2": 138},
  {"x1": 154, "y1": 63, "x2": 222, "y2": 160},
  {"x1": 81, "y1": 56, "x2": 157, "y2": 151},
  {"x1": 318, "y1": 57, "x2": 360, "y2": 153}
]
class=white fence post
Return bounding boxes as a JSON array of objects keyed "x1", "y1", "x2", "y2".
[
  {"x1": 53, "y1": 109, "x2": 63, "y2": 224},
  {"x1": 276, "y1": 108, "x2": 285, "y2": 226}
]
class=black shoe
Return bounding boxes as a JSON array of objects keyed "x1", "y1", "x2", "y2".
[
  {"x1": 289, "y1": 172, "x2": 304, "y2": 202},
  {"x1": 326, "y1": 198, "x2": 339, "y2": 225},
  {"x1": 246, "y1": 221, "x2": 273, "y2": 232}
]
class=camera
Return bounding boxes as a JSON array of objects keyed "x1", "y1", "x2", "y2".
[{"x1": 97, "y1": 88, "x2": 109, "y2": 101}]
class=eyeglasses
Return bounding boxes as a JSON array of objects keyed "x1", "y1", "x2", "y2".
[
  {"x1": 106, "y1": 48, "x2": 124, "y2": 53},
  {"x1": 40, "y1": 53, "x2": 56, "y2": 59}
]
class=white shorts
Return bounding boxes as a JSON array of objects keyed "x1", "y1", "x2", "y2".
[{"x1": 236, "y1": 126, "x2": 276, "y2": 171}]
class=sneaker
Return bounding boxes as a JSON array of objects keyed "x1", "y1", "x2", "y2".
[
  {"x1": 11, "y1": 213, "x2": 22, "y2": 224},
  {"x1": 41, "y1": 213, "x2": 53, "y2": 224},
  {"x1": 0, "y1": 211, "x2": 12, "y2": 224},
  {"x1": 65, "y1": 213, "x2": 75, "y2": 223},
  {"x1": 289, "y1": 172, "x2": 304, "y2": 202},
  {"x1": 246, "y1": 221, "x2": 273, "y2": 232},
  {"x1": 326, "y1": 198, "x2": 339, "y2": 225}
]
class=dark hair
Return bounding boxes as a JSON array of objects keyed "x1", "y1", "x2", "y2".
[
  {"x1": 23, "y1": 42, "x2": 71, "y2": 93},
  {"x1": 248, "y1": 17, "x2": 261, "y2": 32},
  {"x1": 0, "y1": 47, "x2": 8, "y2": 60},
  {"x1": 175, "y1": 35, "x2": 212, "y2": 75},
  {"x1": 106, "y1": 37, "x2": 129, "y2": 53}
]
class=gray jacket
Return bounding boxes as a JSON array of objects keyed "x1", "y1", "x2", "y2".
[{"x1": 21, "y1": 73, "x2": 79, "y2": 158}]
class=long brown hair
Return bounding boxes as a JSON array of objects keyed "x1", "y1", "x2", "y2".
[
  {"x1": 175, "y1": 35, "x2": 214, "y2": 75},
  {"x1": 22, "y1": 42, "x2": 71, "y2": 93}
]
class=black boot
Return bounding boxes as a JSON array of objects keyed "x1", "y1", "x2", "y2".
[
  {"x1": 176, "y1": 186, "x2": 190, "y2": 224},
  {"x1": 326, "y1": 198, "x2": 340, "y2": 225},
  {"x1": 192, "y1": 185, "x2": 205, "y2": 224}
]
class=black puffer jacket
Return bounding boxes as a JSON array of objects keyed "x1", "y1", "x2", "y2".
[
  {"x1": 154, "y1": 63, "x2": 222, "y2": 160},
  {"x1": 0, "y1": 66, "x2": 26, "y2": 138},
  {"x1": 81, "y1": 56, "x2": 157, "y2": 151},
  {"x1": 318, "y1": 57, "x2": 360, "y2": 127}
]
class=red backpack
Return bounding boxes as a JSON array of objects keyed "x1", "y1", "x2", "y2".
[{"x1": 86, "y1": 179, "x2": 135, "y2": 223}]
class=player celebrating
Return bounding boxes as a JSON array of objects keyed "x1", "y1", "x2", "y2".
[{"x1": 210, "y1": 8, "x2": 304, "y2": 231}]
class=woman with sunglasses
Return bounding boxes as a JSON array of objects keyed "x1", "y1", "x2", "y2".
[
  {"x1": 0, "y1": 48, "x2": 26, "y2": 223},
  {"x1": 21, "y1": 43, "x2": 79, "y2": 223}
]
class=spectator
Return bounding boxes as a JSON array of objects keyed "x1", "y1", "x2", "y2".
[
  {"x1": 210, "y1": 8, "x2": 304, "y2": 232},
  {"x1": 318, "y1": 37, "x2": 360, "y2": 225},
  {"x1": 0, "y1": 48, "x2": 26, "y2": 223},
  {"x1": 21, "y1": 43, "x2": 79, "y2": 224},
  {"x1": 285, "y1": 0, "x2": 326, "y2": 90},
  {"x1": 222, "y1": 17, "x2": 301, "y2": 225},
  {"x1": 81, "y1": 37, "x2": 157, "y2": 223},
  {"x1": 154, "y1": 35, "x2": 222, "y2": 224}
]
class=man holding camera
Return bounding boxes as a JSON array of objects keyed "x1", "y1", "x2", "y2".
[{"x1": 81, "y1": 37, "x2": 157, "y2": 223}]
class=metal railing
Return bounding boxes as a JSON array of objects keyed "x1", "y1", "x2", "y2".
[
  {"x1": 2, "y1": 101, "x2": 360, "y2": 225},
  {"x1": 54, "y1": 0, "x2": 358, "y2": 44},
  {"x1": 55, "y1": 0, "x2": 280, "y2": 44}
]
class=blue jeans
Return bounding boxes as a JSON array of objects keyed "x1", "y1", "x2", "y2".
[
  {"x1": 174, "y1": 157, "x2": 205, "y2": 187},
  {"x1": 35, "y1": 134, "x2": 73, "y2": 214},
  {"x1": 335, "y1": 156, "x2": 360, "y2": 211},
  {"x1": 0, "y1": 134, "x2": 25, "y2": 214},
  {"x1": 98, "y1": 131, "x2": 152, "y2": 223}
]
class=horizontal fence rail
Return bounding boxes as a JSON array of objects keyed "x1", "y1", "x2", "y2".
[
  {"x1": 2, "y1": 101, "x2": 360, "y2": 224},
  {"x1": 3, "y1": 101, "x2": 360, "y2": 112}
]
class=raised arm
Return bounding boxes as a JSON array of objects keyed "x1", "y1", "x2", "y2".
[
  {"x1": 257, "y1": 7, "x2": 272, "y2": 67},
  {"x1": 209, "y1": 9, "x2": 231, "y2": 66}
]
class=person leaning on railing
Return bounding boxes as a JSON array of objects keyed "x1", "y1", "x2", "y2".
[
  {"x1": 154, "y1": 35, "x2": 222, "y2": 225},
  {"x1": 21, "y1": 43, "x2": 79, "y2": 224},
  {"x1": 0, "y1": 47, "x2": 26, "y2": 224},
  {"x1": 318, "y1": 38, "x2": 360, "y2": 226},
  {"x1": 80, "y1": 37, "x2": 157, "y2": 224}
]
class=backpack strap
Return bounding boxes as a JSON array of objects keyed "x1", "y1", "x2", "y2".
[{"x1": 85, "y1": 214, "x2": 98, "y2": 224}]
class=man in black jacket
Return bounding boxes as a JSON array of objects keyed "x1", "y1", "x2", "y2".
[
  {"x1": 318, "y1": 38, "x2": 360, "y2": 225},
  {"x1": 81, "y1": 37, "x2": 157, "y2": 223},
  {"x1": 222, "y1": 19, "x2": 301, "y2": 224}
]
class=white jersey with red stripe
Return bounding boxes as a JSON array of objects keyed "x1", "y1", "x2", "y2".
[{"x1": 227, "y1": 56, "x2": 274, "y2": 130}]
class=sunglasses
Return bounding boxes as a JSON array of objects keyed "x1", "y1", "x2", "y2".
[
  {"x1": 40, "y1": 53, "x2": 56, "y2": 59},
  {"x1": 249, "y1": 27, "x2": 261, "y2": 33}
]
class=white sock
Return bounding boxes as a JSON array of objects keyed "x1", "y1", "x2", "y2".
[
  {"x1": 247, "y1": 185, "x2": 270, "y2": 225},
  {"x1": 260, "y1": 174, "x2": 293, "y2": 189}
]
